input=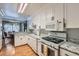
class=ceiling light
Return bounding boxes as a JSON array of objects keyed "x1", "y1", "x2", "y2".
[
  {"x1": 1, "y1": 9, "x2": 6, "y2": 16},
  {"x1": 0, "y1": 10, "x2": 4, "y2": 16},
  {"x1": 18, "y1": 3, "x2": 24, "y2": 13},
  {"x1": 20, "y1": 3, "x2": 28, "y2": 13}
]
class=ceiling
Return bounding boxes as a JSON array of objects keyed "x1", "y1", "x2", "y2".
[{"x1": 0, "y1": 3, "x2": 28, "y2": 22}]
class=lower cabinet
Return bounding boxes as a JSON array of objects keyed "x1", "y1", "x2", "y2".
[
  {"x1": 28, "y1": 37, "x2": 37, "y2": 53},
  {"x1": 37, "y1": 40, "x2": 42, "y2": 56},
  {"x1": 60, "y1": 48, "x2": 79, "y2": 56},
  {"x1": 14, "y1": 35, "x2": 28, "y2": 46},
  {"x1": 0, "y1": 38, "x2": 2, "y2": 49}
]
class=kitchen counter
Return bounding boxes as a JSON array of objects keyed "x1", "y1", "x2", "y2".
[
  {"x1": 60, "y1": 42, "x2": 79, "y2": 55},
  {"x1": 14, "y1": 32, "x2": 66, "y2": 49},
  {"x1": 27, "y1": 33, "x2": 66, "y2": 49}
]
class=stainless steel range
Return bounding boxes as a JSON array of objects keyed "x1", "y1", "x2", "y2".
[
  {"x1": 42, "y1": 36, "x2": 64, "y2": 44},
  {"x1": 40, "y1": 32, "x2": 66, "y2": 56}
]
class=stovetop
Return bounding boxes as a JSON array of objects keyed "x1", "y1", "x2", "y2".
[{"x1": 42, "y1": 36, "x2": 64, "y2": 44}]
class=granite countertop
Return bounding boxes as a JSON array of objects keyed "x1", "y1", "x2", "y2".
[
  {"x1": 27, "y1": 33, "x2": 65, "y2": 49},
  {"x1": 27, "y1": 33, "x2": 48, "y2": 40},
  {"x1": 60, "y1": 42, "x2": 79, "y2": 54}
]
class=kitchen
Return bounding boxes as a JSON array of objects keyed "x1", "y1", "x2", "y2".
[{"x1": 0, "y1": 3, "x2": 79, "y2": 56}]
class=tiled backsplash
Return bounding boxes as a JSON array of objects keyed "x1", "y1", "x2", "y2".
[{"x1": 67, "y1": 29, "x2": 79, "y2": 44}]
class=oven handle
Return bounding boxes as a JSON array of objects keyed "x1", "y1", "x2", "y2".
[
  {"x1": 41, "y1": 41, "x2": 53, "y2": 48},
  {"x1": 41, "y1": 42, "x2": 49, "y2": 46},
  {"x1": 41, "y1": 41, "x2": 58, "y2": 50}
]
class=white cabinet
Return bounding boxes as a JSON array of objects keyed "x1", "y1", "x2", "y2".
[
  {"x1": 31, "y1": 38, "x2": 37, "y2": 53},
  {"x1": 14, "y1": 33, "x2": 27, "y2": 46},
  {"x1": 45, "y1": 4, "x2": 65, "y2": 31},
  {"x1": 39, "y1": 5, "x2": 46, "y2": 29},
  {"x1": 37, "y1": 40, "x2": 42, "y2": 56},
  {"x1": 27, "y1": 36, "x2": 37, "y2": 53},
  {"x1": 26, "y1": 4, "x2": 65, "y2": 31},
  {"x1": 45, "y1": 4, "x2": 57, "y2": 31},
  {"x1": 60, "y1": 48, "x2": 79, "y2": 56},
  {"x1": 66, "y1": 4, "x2": 79, "y2": 28},
  {"x1": 54, "y1": 4, "x2": 65, "y2": 31},
  {"x1": 0, "y1": 38, "x2": 2, "y2": 49}
]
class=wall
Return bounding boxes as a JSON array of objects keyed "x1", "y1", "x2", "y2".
[{"x1": 67, "y1": 29, "x2": 79, "y2": 44}]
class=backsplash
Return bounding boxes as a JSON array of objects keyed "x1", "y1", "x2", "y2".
[
  {"x1": 67, "y1": 28, "x2": 79, "y2": 44},
  {"x1": 39, "y1": 29, "x2": 49, "y2": 36}
]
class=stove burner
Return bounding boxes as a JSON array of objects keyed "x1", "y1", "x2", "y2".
[{"x1": 42, "y1": 36, "x2": 64, "y2": 44}]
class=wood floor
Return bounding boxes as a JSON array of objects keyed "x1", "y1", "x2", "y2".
[
  {"x1": 15, "y1": 44, "x2": 37, "y2": 56},
  {"x1": 0, "y1": 44, "x2": 37, "y2": 56}
]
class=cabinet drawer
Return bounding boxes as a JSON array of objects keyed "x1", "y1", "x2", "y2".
[{"x1": 60, "y1": 48, "x2": 79, "y2": 56}]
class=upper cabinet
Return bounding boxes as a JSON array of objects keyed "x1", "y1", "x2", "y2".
[
  {"x1": 45, "y1": 4, "x2": 65, "y2": 31},
  {"x1": 25, "y1": 4, "x2": 65, "y2": 31},
  {"x1": 54, "y1": 4, "x2": 65, "y2": 31},
  {"x1": 45, "y1": 4, "x2": 57, "y2": 31},
  {"x1": 66, "y1": 4, "x2": 79, "y2": 28}
]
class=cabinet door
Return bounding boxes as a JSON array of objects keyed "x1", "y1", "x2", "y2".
[
  {"x1": 27, "y1": 37, "x2": 31, "y2": 45},
  {"x1": 66, "y1": 4, "x2": 79, "y2": 28},
  {"x1": 40, "y1": 5, "x2": 46, "y2": 29},
  {"x1": 60, "y1": 49, "x2": 78, "y2": 56},
  {"x1": 0, "y1": 38, "x2": 2, "y2": 49},
  {"x1": 46, "y1": 4, "x2": 55, "y2": 23},
  {"x1": 37, "y1": 40, "x2": 42, "y2": 55},
  {"x1": 25, "y1": 35, "x2": 29, "y2": 44},
  {"x1": 45, "y1": 4, "x2": 57, "y2": 31},
  {"x1": 54, "y1": 3, "x2": 64, "y2": 31},
  {"x1": 31, "y1": 38, "x2": 37, "y2": 53},
  {"x1": 15, "y1": 35, "x2": 19, "y2": 46},
  {"x1": 15, "y1": 35, "x2": 27, "y2": 46},
  {"x1": 28, "y1": 37, "x2": 37, "y2": 53}
]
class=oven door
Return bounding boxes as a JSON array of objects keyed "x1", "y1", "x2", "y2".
[
  {"x1": 41, "y1": 42, "x2": 56, "y2": 56},
  {"x1": 47, "y1": 46, "x2": 56, "y2": 56},
  {"x1": 41, "y1": 43, "x2": 48, "y2": 56}
]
